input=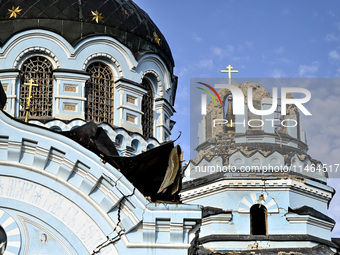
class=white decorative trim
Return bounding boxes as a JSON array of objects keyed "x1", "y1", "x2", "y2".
[
  {"x1": 142, "y1": 70, "x2": 163, "y2": 96},
  {"x1": 137, "y1": 55, "x2": 170, "y2": 91},
  {"x1": 0, "y1": 32, "x2": 71, "y2": 61},
  {"x1": 74, "y1": 38, "x2": 135, "y2": 71},
  {"x1": 29, "y1": 119, "x2": 86, "y2": 131},
  {"x1": 82, "y1": 53, "x2": 123, "y2": 77},
  {"x1": 28, "y1": 119, "x2": 161, "y2": 156},
  {"x1": 286, "y1": 214, "x2": 334, "y2": 230},
  {"x1": 0, "y1": 209, "x2": 21, "y2": 255},
  {"x1": 14, "y1": 47, "x2": 60, "y2": 68},
  {"x1": 238, "y1": 193, "x2": 279, "y2": 213},
  {"x1": 202, "y1": 213, "x2": 232, "y2": 226},
  {"x1": 180, "y1": 179, "x2": 333, "y2": 202}
]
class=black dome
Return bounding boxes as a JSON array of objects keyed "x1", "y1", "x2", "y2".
[{"x1": 0, "y1": 0, "x2": 174, "y2": 73}]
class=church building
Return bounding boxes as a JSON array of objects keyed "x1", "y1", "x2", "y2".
[{"x1": 0, "y1": 0, "x2": 337, "y2": 255}]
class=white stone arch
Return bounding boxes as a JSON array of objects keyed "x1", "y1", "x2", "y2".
[
  {"x1": 0, "y1": 30, "x2": 72, "y2": 63},
  {"x1": 130, "y1": 133, "x2": 147, "y2": 153},
  {"x1": 0, "y1": 109, "x2": 150, "y2": 239},
  {"x1": 116, "y1": 130, "x2": 130, "y2": 149},
  {"x1": 137, "y1": 54, "x2": 171, "y2": 97},
  {"x1": 142, "y1": 70, "x2": 162, "y2": 97},
  {"x1": 74, "y1": 38, "x2": 136, "y2": 72},
  {"x1": 238, "y1": 193, "x2": 279, "y2": 214},
  {"x1": 14, "y1": 47, "x2": 60, "y2": 69},
  {"x1": 145, "y1": 138, "x2": 159, "y2": 150},
  {"x1": 82, "y1": 53, "x2": 123, "y2": 79},
  {"x1": 0, "y1": 139, "x2": 142, "y2": 254}
]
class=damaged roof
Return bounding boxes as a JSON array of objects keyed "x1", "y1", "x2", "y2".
[
  {"x1": 61, "y1": 121, "x2": 183, "y2": 202},
  {"x1": 288, "y1": 206, "x2": 336, "y2": 224},
  {"x1": 0, "y1": 84, "x2": 182, "y2": 202}
]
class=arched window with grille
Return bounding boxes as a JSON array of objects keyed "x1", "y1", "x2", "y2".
[
  {"x1": 250, "y1": 204, "x2": 267, "y2": 235},
  {"x1": 85, "y1": 62, "x2": 114, "y2": 125},
  {"x1": 141, "y1": 78, "x2": 154, "y2": 138},
  {"x1": 19, "y1": 56, "x2": 54, "y2": 118}
]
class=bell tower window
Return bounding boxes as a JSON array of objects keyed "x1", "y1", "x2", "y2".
[
  {"x1": 19, "y1": 56, "x2": 54, "y2": 118},
  {"x1": 250, "y1": 204, "x2": 267, "y2": 235},
  {"x1": 141, "y1": 78, "x2": 154, "y2": 138},
  {"x1": 85, "y1": 62, "x2": 114, "y2": 125}
]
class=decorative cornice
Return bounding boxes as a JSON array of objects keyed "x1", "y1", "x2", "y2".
[{"x1": 198, "y1": 234, "x2": 337, "y2": 248}]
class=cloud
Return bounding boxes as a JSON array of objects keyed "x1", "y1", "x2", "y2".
[
  {"x1": 325, "y1": 33, "x2": 340, "y2": 42},
  {"x1": 192, "y1": 32, "x2": 202, "y2": 42},
  {"x1": 197, "y1": 59, "x2": 214, "y2": 69},
  {"x1": 245, "y1": 41, "x2": 254, "y2": 48},
  {"x1": 336, "y1": 68, "x2": 340, "y2": 76},
  {"x1": 270, "y1": 69, "x2": 285, "y2": 78},
  {"x1": 274, "y1": 46, "x2": 285, "y2": 55},
  {"x1": 177, "y1": 66, "x2": 189, "y2": 79},
  {"x1": 232, "y1": 56, "x2": 250, "y2": 62},
  {"x1": 298, "y1": 61, "x2": 319, "y2": 77},
  {"x1": 211, "y1": 45, "x2": 234, "y2": 58},
  {"x1": 282, "y1": 8, "x2": 292, "y2": 16},
  {"x1": 329, "y1": 11, "x2": 336, "y2": 18},
  {"x1": 329, "y1": 50, "x2": 340, "y2": 61}
]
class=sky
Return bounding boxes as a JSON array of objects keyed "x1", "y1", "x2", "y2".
[{"x1": 134, "y1": 0, "x2": 340, "y2": 237}]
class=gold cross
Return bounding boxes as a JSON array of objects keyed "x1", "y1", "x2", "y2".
[
  {"x1": 221, "y1": 65, "x2": 239, "y2": 84},
  {"x1": 24, "y1": 79, "x2": 38, "y2": 123}
]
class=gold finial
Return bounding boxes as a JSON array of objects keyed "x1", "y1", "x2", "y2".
[
  {"x1": 221, "y1": 65, "x2": 239, "y2": 85},
  {"x1": 153, "y1": 32, "x2": 161, "y2": 46},
  {"x1": 8, "y1": 6, "x2": 22, "y2": 19},
  {"x1": 91, "y1": 10, "x2": 104, "y2": 23},
  {"x1": 121, "y1": 8, "x2": 129, "y2": 16},
  {"x1": 225, "y1": 96, "x2": 235, "y2": 133},
  {"x1": 24, "y1": 79, "x2": 38, "y2": 123}
]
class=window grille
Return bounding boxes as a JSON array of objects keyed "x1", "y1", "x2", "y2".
[
  {"x1": 85, "y1": 62, "x2": 114, "y2": 125},
  {"x1": 141, "y1": 79, "x2": 154, "y2": 138},
  {"x1": 19, "y1": 56, "x2": 54, "y2": 118}
]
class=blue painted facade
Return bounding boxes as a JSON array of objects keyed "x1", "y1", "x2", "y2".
[
  {"x1": 0, "y1": 1, "x2": 337, "y2": 254},
  {"x1": 182, "y1": 84, "x2": 336, "y2": 253},
  {"x1": 0, "y1": 1, "x2": 203, "y2": 254}
]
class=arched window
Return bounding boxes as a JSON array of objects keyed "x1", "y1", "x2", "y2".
[
  {"x1": 85, "y1": 62, "x2": 114, "y2": 125},
  {"x1": 19, "y1": 56, "x2": 54, "y2": 118},
  {"x1": 0, "y1": 226, "x2": 6, "y2": 255},
  {"x1": 141, "y1": 78, "x2": 154, "y2": 138},
  {"x1": 250, "y1": 204, "x2": 267, "y2": 235}
]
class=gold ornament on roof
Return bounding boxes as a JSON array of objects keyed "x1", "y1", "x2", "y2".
[
  {"x1": 153, "y1": 32, "x2": 161, "y2": 46},
  {"x1": 91, "y1": 10, "x2": 104, "y2": 23},
  {"x1": 8, "y1": 6, "x2": 22, "y2": 19},
  {"x1": 121, "y1": 8, "x2": 129, "y2": 16}
]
